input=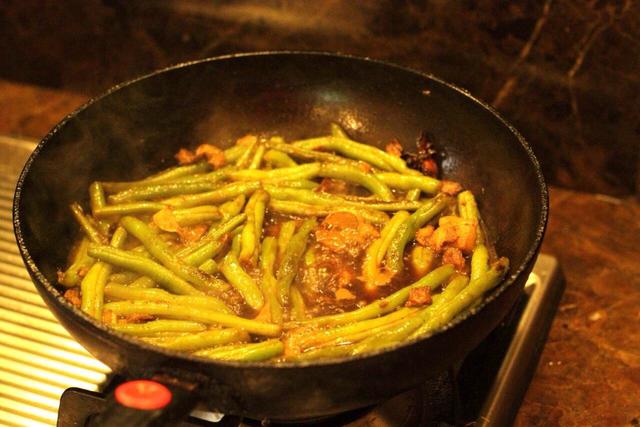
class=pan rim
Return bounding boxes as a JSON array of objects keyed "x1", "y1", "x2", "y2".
[{"x1": 13, "y1": 50, "x2": 548, "y2": 370}]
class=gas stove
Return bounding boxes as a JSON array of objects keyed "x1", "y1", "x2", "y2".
[{"x1": 0, "y1": 135, "x2": 563, "y2": 427}]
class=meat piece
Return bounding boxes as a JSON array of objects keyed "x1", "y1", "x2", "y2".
[
  {"x1": 335, "y1": 288, "x2": 356, "y2": 301},
  {"x1": 385, "y1": 139, "x2": 403, "y2": 157},
  {"x1": 175, "y1": 148, "x2": 199, "y2": 165},
  {"x1": 405, "y1": 287, "x2": 432, "y2": 307},
  {"x1": 441, "y1": 180, "x2": 463, "y2": 196},
  {"x1": 415, "y1": 225, "x2": 435, "y2": 246},
  {"x1": 63, "y1": 288, "x2": 81, "y2": 308},
  {"x1": 442, "y1": 247, "x2": 466, "y2": 272},
  {"x1": 315, "y1": 212, "x2": 379, "y2": 257},
  {"x1": 428, "y1": 216, "x2": 477, "y2": 254},
  {"x1": 177, "y1": 224, "x2": 208, "y2": 243},
  {"x1": 121, "y1": 313, "x2": 155, "y2": 324},
  {"x1": 315, "y1": 178, "x2": 348, "y2": 195},
  {"x1": 195, "y1": 144, "x2": 225, "y2": 169}
]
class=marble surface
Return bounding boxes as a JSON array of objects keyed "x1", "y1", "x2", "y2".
[
  {"x1": 1, "y1": 79, "x2": 639, "y2": 426},
  {"x1": 1, "y1": 0, "x2": 639, "y2": 196}
]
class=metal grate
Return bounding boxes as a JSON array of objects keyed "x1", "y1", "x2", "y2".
[{"x1": 0, "y1": 137, "x2": 110, "y2": 427}]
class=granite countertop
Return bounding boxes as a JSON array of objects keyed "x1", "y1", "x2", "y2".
[{"x1": 1, "y1": 79, "x2": 638, "y2": 426}]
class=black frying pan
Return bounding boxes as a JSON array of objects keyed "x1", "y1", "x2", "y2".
[{"x1": 13, "y1": 52, "x2": 547, "y2": 422}]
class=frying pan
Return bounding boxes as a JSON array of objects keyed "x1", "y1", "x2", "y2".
[{"x1": 13, "y1": 52, "x2": 547, "y2": 422}]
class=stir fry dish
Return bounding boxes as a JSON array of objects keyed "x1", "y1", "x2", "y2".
[{"x1": 58, "y1": 124, "x2": 509, "y2": 363}]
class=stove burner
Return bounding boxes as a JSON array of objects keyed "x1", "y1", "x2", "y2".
[{"x1": 57, "y1": 254, "x2": 563, "y2": 427}]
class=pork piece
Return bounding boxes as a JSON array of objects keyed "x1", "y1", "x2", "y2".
[
  {"x1": 315, "y1": 212, "x2": 379, "y2": 257},
  {"x1": 175, "y1": 143, "x2": 225, "y2": 169},
  {"x1": 441, "y1": 180, "x2": 463, "y2": 196},
  {"x1": 385, "y1": 139, "x2": 403, "y2": 157},
  {"x1": 427, "y1": 215, "x2": 477, "y2": 254},
  {"x1": 63, "y1": 288, "x2": 81, "y2": 308},
  {"x1": 442, "y1": 247, "x2": 466, "y2": 272},
  {"x1": 405, "y1": 286, "x2": 432, "y2": 307},
  {"x1": 315, "y1": 178, "x2": 348, "y2": 195}
]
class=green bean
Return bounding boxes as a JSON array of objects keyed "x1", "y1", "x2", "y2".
[
  {"x1": 260, "y1": 237, "x2": 283, "y2": 324},
  {"x1": 230, "y1": 163, "x2": 320, "y2": 182},
  {"x1": 290, "y1": 286, "x2": 308, "y2": 321},
  {"x1": 290, "y1": 307, "x2": 416, "y2": 351},
  {"x1": 120, "y1": 216, "x2": 228, "y2": 294},
  {"x1": 249, "y1": 143, "x2": 266, "y2": 169},
  {"x1": 264, "y1": 186, "x2": 422, "y2": 211},
  {"x1": 162, "y1": 182, "x2": 260, "y2": 208},
  {"x1": 330, "y1": 122, "x2": 349, "y2": 139},
  {"x1": 376, "y1": 211, "x2": 411, "y2": 264},
  {"x1": 318, "y1": 163, "x2": 392, "y2": 201},
  {"x1": 59, "y1": 239, "x2": 95, "y2": 287},
  {"x1": 470, "y1": 244, "x2": 489, "y2": 281},
  {"x1": 89, "y1": 182, "x2": 106, "y2": 214},
  {"x1": 362, "y1": 211, "x2": 409, "y2": 288},
  {"x1": 80, "y1": 227, "x2": 127, "y2": 319},
  {"x1": 146, "y1": 328, "x2": 249, "y2": 351},
  {"x1": 351, "y1": 315, "x2": 425, "y2": 355},
  {"x1": 198, "y1": 259, "x2": 218, "y2": 274},
  {"x1": 264, "y1": 150, "x2": 297, "y2": 168},
  {"x1": 235, "y1": 136, "x2": 259, "y2": 168},
  {"x1": 405, "y1": 188, "x2": 421, "y2": 201},
  {"x1": 267, "y1": 140, "x2": 361, "y2": 166},
  {"x1": 109, "y1": 181, "x2": 222, "y2": 204},
  {"x1": 88, "y1": 245, "x2": 203, "y2": 296},
  {"x1": 101, "y1": 162, "x2": 210, "y2": 193},
  {"x1": 277, "y1": 179, "x2": 319, "y2": 190},
  {"x1": 287, "y1": 264, "x2": 455, "y2": 328},
  {"x1": 276, "y1": 219, "x2": 316, "y2": 306},
  {"x1": 169, "y1": 206, "x2": 222, "y2": 226},
  {"x1": 375, "y1": 173, "x2": 442, "y2": 195},
  {"x1": 416, "y1": 259, "x2": 508, "y2": 336},
  {"x1": 108, "y1": 271, "x2": 139, "y2": 285},
  {"x1": 219, "y1": 195, "x2": 246, "y2": 219},
  {"x1": 220, "y1": 241, "x2": 265, "y2": 311},
  {"x1": 104, "y1": 283, "x2": 232, "y2": 314},
  {"x1": 458, "y1": 190, "x2": 484, "y2": 245},
  {"x1": 110, "y1": 320, "x2": 207, "y2": 336},
  {"x1": 223, "y1": 145, "x2": 246, "y2": 163},
  {"x1": 103, "y1": 301, "x2": 280, "y2": 337},
  {"x1": 277, "y1": 220, "x2": 297, "y2": 262},
  {"x1": 94, "y1": 202, "x2": 165, "y2": 218},
  {"x1": 129, "y1": 276, "x2": 157, "y2": 288},
  {"x1": 194, "y1": 339, "x2": 284, "y2": 362},
  {"x1": 385, "y1": 194, "x2": 450, "y2": 273},
  {"x1": 239, "y1": 190, "x2": 269, "y2": 264},
  {"x1": 287, "y1": 343, "x2": 356, "y2": 361},
  {"x1": 269, "y1": 200, "x2": 390, "y2": 224},
  {"x1": 70, "y1": 203, "x2": 107, "y2": 244},
  {"x1": 168, "y1": 168, "x2": 231, "y2": 185}
]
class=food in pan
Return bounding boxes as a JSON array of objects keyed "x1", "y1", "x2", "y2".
[{"x1": 58, "y1": 124, "x2": 509, "y2": 362}]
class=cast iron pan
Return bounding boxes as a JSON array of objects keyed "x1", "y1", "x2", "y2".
[{"x1": 13, "y1": 52, "x2": 547, "y2": 423}]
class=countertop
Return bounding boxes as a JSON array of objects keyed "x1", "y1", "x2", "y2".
[{"x1": 1, "y1": 79, "x2": 638, "y2": 426}]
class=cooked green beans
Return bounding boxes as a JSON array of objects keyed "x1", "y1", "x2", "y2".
[{"x1": 61, "y1": 125, "x2": 509, "y2": 363}]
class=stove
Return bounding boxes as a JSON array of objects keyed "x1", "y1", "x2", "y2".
[{"x1": 0, "y1": 135, "x2": 563, "y2": 427}]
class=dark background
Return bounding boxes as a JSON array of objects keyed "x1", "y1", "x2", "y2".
[{"x1": 1, "y1": 0, "x2": 638, "y2": 196}]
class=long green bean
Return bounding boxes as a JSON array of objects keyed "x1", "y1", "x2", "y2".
[
  {"x1": 94, "y1": 202, "x2": 165, "y2": 218},
  {"x1": 70, "y1": 203, "x2": 107, "y2": 244},
  {"x1": 88, "y1": 245, "x2": 203, "y2": 296},
  {"x1": 104, "y1": 283, "x2": 232, "y2": 314},
  {"x1": 220, "y1": 239, "x2": 265, "y2": 311},
  {"x1": 89, "y1": 182, "x2": 106, "y2": 214},
  {"x1": 260, "y1": 237, "x2": 283, "y2": 324},
  {"x1": 385, "y1": 194, "x2": 450, "y2": 273},
  {"x1": 120, "y1": 216, "x2": 229, "y2": 294},
  {"x1": 264, "y1": 150, "x2": 297, "y2": 168},
  {"x1": 145, "y1": 328, "x2": 249, "y2": 351},
  {"x1": 269, "y1": 200, "x2": 389, "y2": 224},
  {"x1": 194, "y1": 339, "x2": 284, "y2": 361},
  {"x1": 101, "y1": 162, "x2": 211, "y2": 193},
  {"x1": 318, "y1": 163, "x2": 393, "y2": 201},
  {"x1": 59, "y1": 238, "x2": 95, "y2": 287},
  {"x1": 230, "y1": 163, "x2": 320, "y2": 182},
  {"x1": 111, "y1": 320, "x2": 207, "y2": 336},
  {"x1": 103, "y1": 301, "x2": 281, "y2": 337},
  {"x1": 109, "y1": 181, "x2": 223, "y2": 204},
  {"x1": 375, "y1": 173, "x2": 441, "y2": 195},
  {"x1": 239, "y1": 190, "x2": 269, "y2": 264},
  {"x1": 458, "y1": 190, "x2": 484, "y2": 245},
  {"x1": 276, "y1": 219, "x2": 316, "y2": 305},
  {"x1": 162, "y1": 181, "x2": 260, "y2": 208}
]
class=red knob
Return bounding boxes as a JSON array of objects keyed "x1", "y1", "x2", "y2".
[{"x1": 115, "y1": 380, "x2": 172, "y2": 410}]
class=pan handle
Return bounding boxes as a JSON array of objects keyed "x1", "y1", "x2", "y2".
[{"x1": 86, "y1": 378, "x2": 198, "y2": 426}]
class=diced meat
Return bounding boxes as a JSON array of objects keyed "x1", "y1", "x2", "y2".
[
  {"x1": 153, "y1": 208, "x2": 180, "y2": 232},
  {"x1": 441, "y1": 180, "x2": 463, "y2": 196},
  {"x1": 195, "y1": 144, "x2": 225, "y2": 169},
  {"x1": 175, "y1": 148, "x2": 199, "y2": 165},
  {"x1": 121, "y1": 313, "x2": 155, "y2": 324},
  {"x1": 63, "y1": 288, "x2": 81, "y2": 308},
  {"x1": 427, "y1": 216, "x2": 477, "y2": 254},
  {"x1": 442, "y1": 247, "x2": 466, "y2": 272},
  {"x1": 335, "y1": 288, "x2": 356, "y2": 301},
  {"x1": 415, "y1": 225, "x2": 435, "y2": 246},
  {"x1": 315, "y1": 212, "x2": 379, "y2": 257},
  {"x1": 175, "y1": 144, "x2": 226, "y2": 169},
  {"x1": 177, "y1": 224, "x2": 208, "y2": 243},
  {"x1": 315, "y1": 178, "x2": 349, "y2": 195},
  {"x1": 385, "y1": 139, "x2": 403, "y2": 157},
  {"x1": 405, "y1": 287, "x2": 432, "y2": 307},
  {"x1": 102, "y1": 310, "x2": 116, "y2": 324}
]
